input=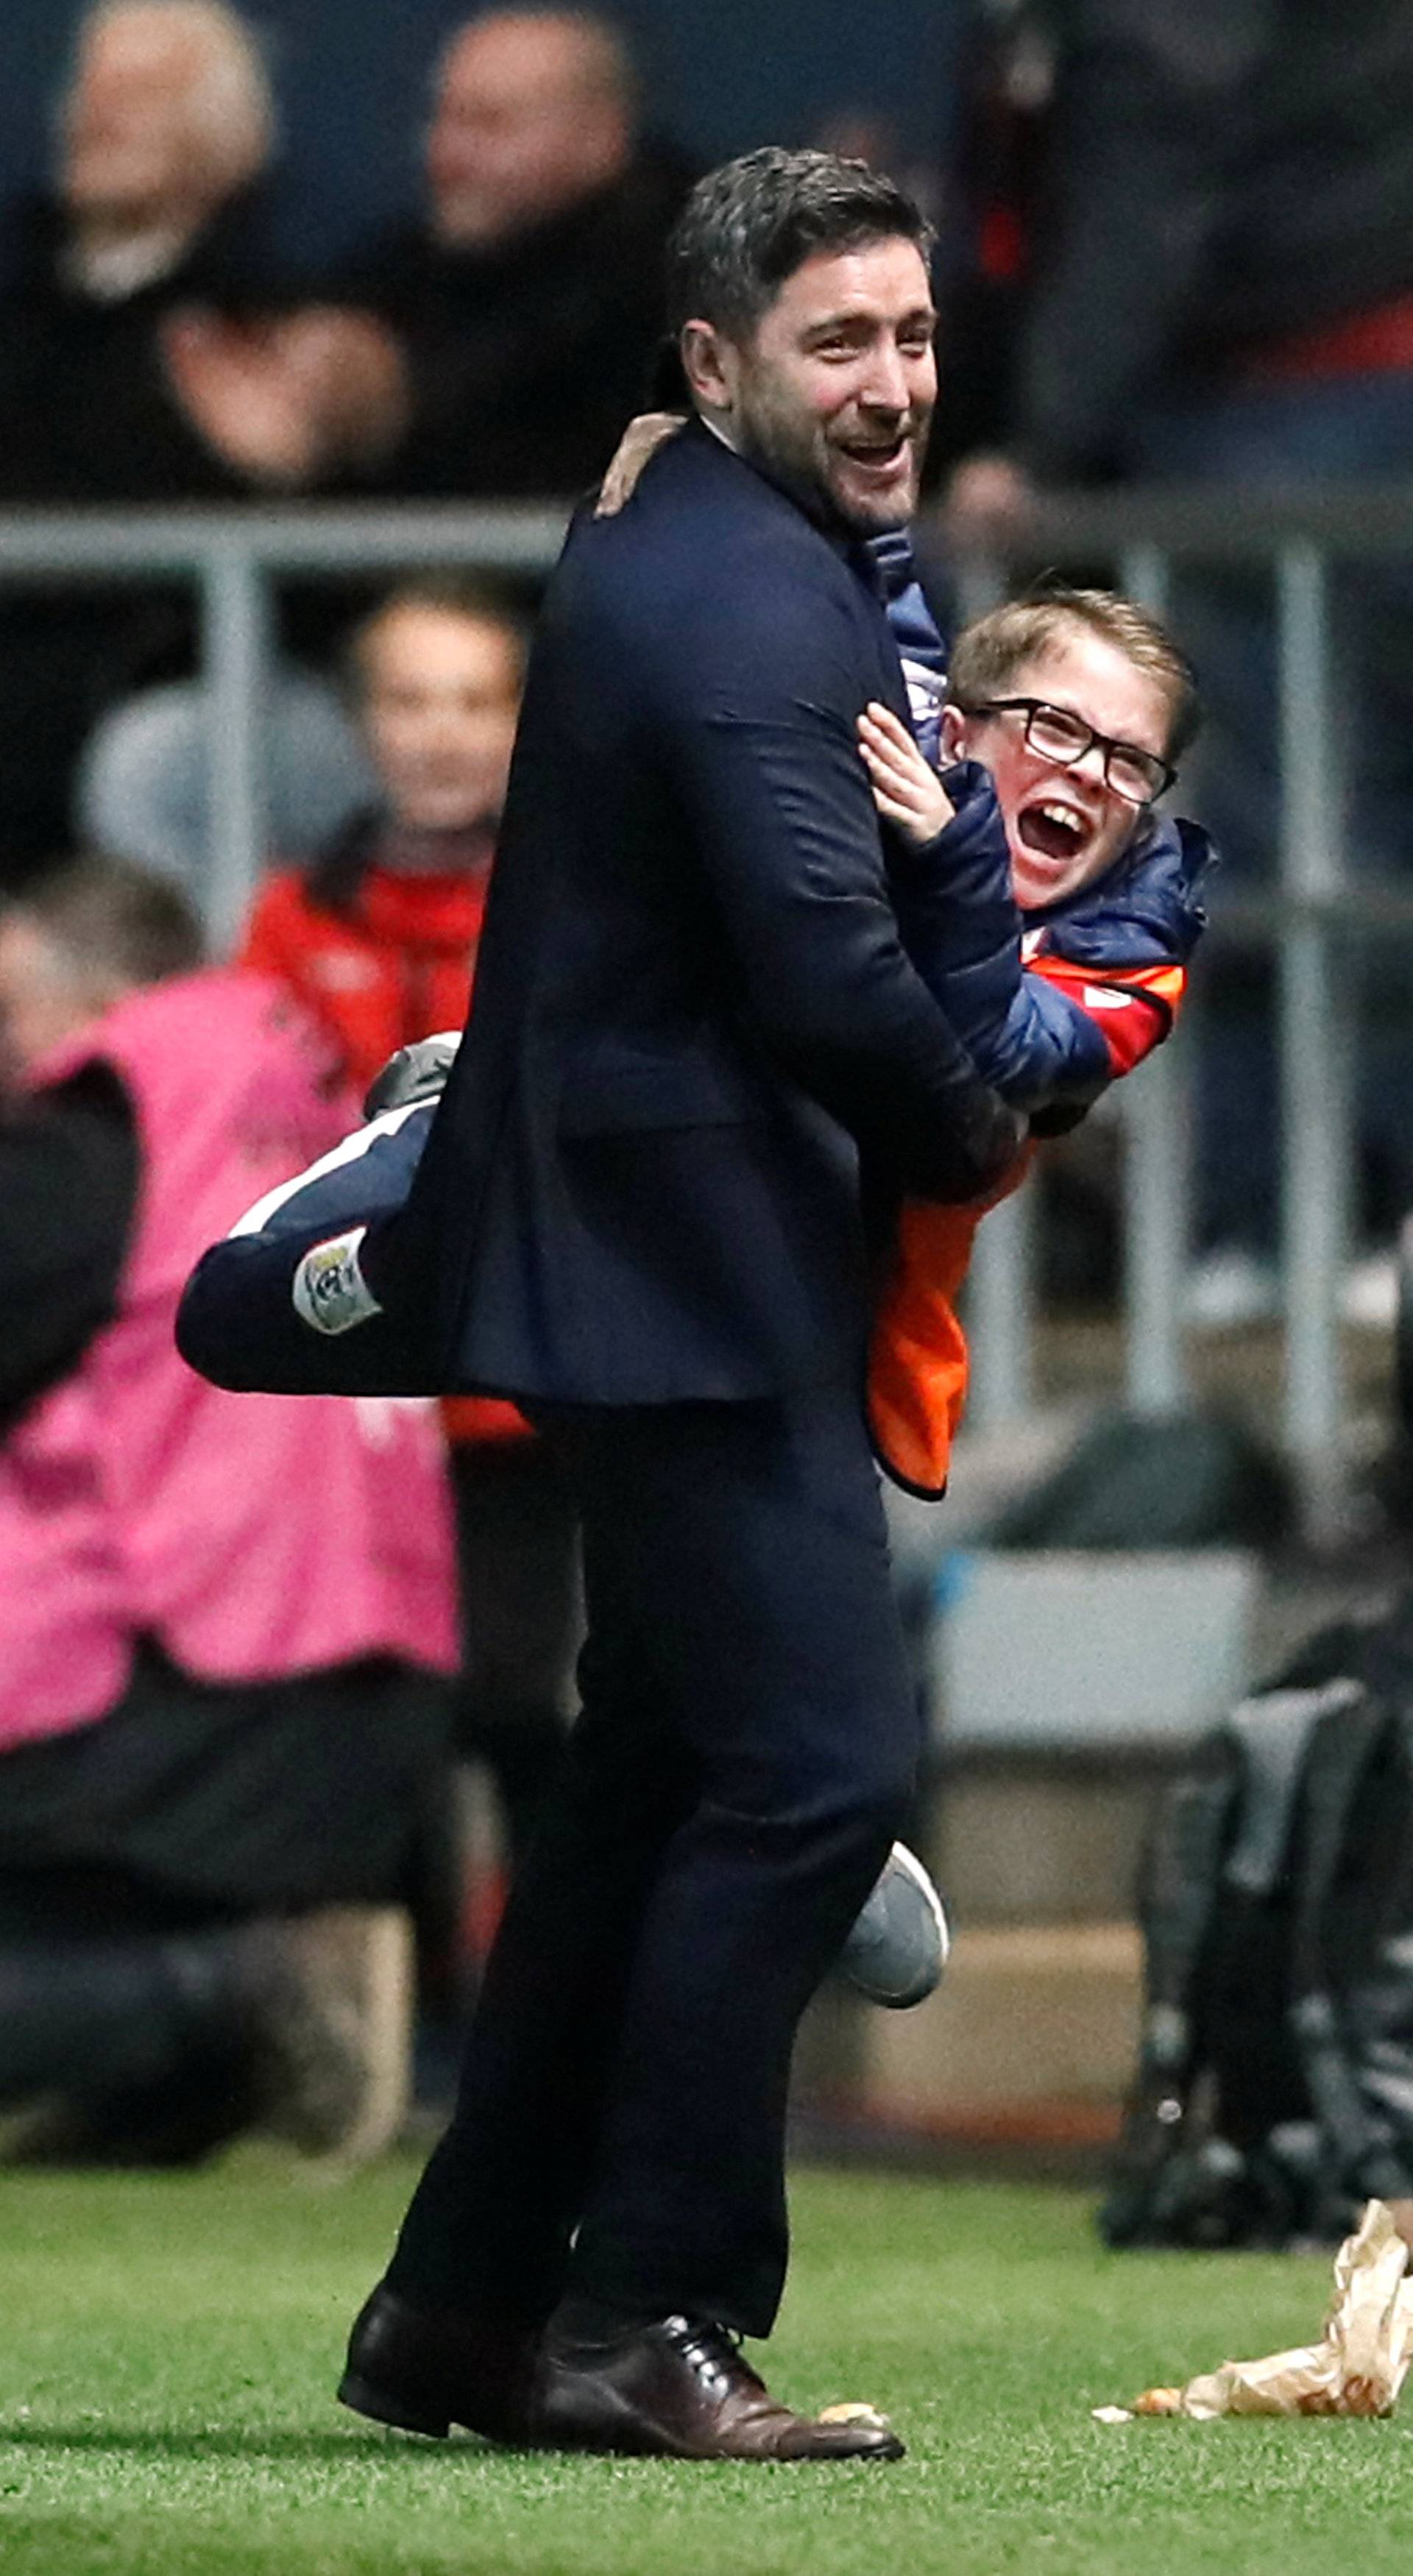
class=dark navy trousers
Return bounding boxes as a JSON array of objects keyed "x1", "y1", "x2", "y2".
[{"x1": 385, "y1": 1381, "x2": 921, "y2": 2339}]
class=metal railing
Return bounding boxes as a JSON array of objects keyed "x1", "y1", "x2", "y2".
[
  {"x1": 0, "y1": 502, "x2": 569, "y2": 947},
  {"x1": 939, "y1": 483, "x2": 1413, "y2": 1543},
  {"x1": 6, "y1": 481, "x2": 1413, "y2": 1535}
]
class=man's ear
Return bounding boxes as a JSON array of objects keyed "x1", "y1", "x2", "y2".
[
  {"x1": 679, "y1": 319, "x2": 737, "y2": 415},
  {"x1": 939, "y1": 703, "x2": 968, "y2": 762}
]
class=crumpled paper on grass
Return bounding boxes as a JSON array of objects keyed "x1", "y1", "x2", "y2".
[
  {"x1": 818, "y1": 2403, "x2": 896, "y2": 2434},
  {"x1": 1094, "y1": 2198, "x2": 1413, "y2": 2423}
]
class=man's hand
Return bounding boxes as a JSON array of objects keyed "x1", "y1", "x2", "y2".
[
  {"x1": 270, "y1": 307, "x2": 408, "y2": 472},
  {"x1": 161, "y1": 305, "x2": 408, "y2": 489},
  {"x1": 595, "y1": 411, "x2": 687, "y2": 517},
  {"x1": 857, "y1": 703, "x2": 955, "y2": 844}
]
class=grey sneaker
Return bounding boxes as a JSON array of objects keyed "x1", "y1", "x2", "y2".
[
  {"x1": 839, "y1": 1842, "x2": 950, "y2": 2009},
  {"x1": 362, "y1": 1033, "x2": 460, "y2": 1119},
  {"x1": 230, "y1": 1905, "x2": 414, "y2": 2163}
]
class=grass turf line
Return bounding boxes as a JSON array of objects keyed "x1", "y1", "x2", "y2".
[{"x1": 4, "y1": 2154, "x2": 1413, "y2": 2576}]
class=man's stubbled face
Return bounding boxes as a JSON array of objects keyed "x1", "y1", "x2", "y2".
[{"x1": 717, "y1": 238, "x2": 936, "y2": 534}]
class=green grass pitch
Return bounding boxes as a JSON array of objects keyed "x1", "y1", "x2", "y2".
[{"x1": 4, "y1": 2152, "x2": 1413, "y2": 2576}]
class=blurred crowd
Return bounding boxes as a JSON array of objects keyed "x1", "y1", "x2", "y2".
[
  {"x1": 5, "y1": 0, "x2": 1413, "y2": 2162},
  {"x1": 0, "y1": 0, "x2": 695, "y2": 877},
  {"x1": 935, "y1": 0, "x2": 1413, "y2": 1312},
  {"x1": 0, "y1": 572, "x2": 573, "y2": 2167},
  {"x1": 0, "y1": 0, "x2": 673, "y2": 2168}
]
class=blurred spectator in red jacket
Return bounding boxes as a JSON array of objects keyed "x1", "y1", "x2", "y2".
[
  {"x1": 242, "y1": 578, "x2": 523, "y2": 1088},
  {"x1": 242, "y1": 576, "x2": 581, "y2": 1883},
  {"x1": 0, "y1": 852, "x2": 458, "y2": 2165},
  {"x1": 336, "y1": 8, "x2": 694, "y2": 498}
]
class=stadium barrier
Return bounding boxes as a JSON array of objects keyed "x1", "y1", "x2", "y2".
[
  {"x1": 5, "y1": 480, "x2": 1412, "y2": 1536},
  {"x1": 942, "y1": 480, "x2": 1413, "y2": 1544}
]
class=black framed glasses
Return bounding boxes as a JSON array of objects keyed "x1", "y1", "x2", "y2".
[{"x1": 955, "y1": 697, "x2": 1177, "y2": 806}]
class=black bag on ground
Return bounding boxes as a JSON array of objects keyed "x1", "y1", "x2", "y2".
[
  {"x1": 1100, "y1": 1590, "x2": 1413, "y2": 2247},
  {"x1": 987, "y1": 1406, "x2": 1292, "y2": 1552}
]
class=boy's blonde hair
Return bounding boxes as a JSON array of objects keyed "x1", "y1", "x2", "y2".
[{"x1": 947, "y1": 584, "x2": 1201, "y2": 762}]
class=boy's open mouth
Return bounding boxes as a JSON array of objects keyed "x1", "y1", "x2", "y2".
[{"x1": 1017, "y1": 799, "x2": 1090, "y2": 863}]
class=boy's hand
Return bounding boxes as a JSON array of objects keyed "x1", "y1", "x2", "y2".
[
  {"x1": 595, "y1": 411, "x2": 687, "y2": 516},
  {"x1": 857, "y1": 703, "x2": 955, "y2": 844}
]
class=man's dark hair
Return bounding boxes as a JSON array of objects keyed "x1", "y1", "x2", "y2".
[
  {"x1": 665, "y1": 146, "x2": 934, "y2": 343},
  {"x1": 10, "y1": 855, "x2": 204, "y2": 988}
]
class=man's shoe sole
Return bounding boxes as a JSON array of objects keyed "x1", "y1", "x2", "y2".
[{"x1": 338, "y1": 2368, "x2": 450, "y2": 2438}]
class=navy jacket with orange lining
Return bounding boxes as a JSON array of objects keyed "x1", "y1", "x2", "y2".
[{"x1": 872, "y1": 760, "x2": 1211, "y2": 1498}]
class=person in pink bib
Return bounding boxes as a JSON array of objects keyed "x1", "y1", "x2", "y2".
[{"x1": 0, "y1": 854, "x2": 459, "y2": 2165}]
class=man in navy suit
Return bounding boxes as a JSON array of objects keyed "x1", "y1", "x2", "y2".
[{"x1": 183, "y1": 146, "x2": 1020, "y2": 2461}]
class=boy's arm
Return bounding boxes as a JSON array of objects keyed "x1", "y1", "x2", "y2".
[
  {"x1": 1026, "y1": 951, "x2": 1188, "y2": 1082},
  {"x1": 654, "y1": 573, "x2": 1023, "y2": 1202},
  {"x1": 176, "y1": 1097, "x2": 442, "y2": 1393}
]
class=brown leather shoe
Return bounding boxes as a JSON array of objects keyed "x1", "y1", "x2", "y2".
[
  {"x1": 529, "y1": 2314, "x2": 904, "y2": 2460},
  {"x1": 338, "y1": 2283, "x2": 539, "y2": 2443}
]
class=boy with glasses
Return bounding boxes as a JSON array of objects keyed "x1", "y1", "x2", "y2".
[{"x1": 857, "y1": 583, "x2": 1211, "y2": 1494}]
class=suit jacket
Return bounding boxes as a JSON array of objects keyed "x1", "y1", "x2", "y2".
[
  {"x1": 179, "y1": 422, "x2": 1019, "y2": 1407},
  {"x1": 376, "y1": 420, "x2": 1020, "y2": 1406}
]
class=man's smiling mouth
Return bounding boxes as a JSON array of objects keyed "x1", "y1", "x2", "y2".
[{"x1": 838, "y1": 434, "x2": 909, "y2": 471}]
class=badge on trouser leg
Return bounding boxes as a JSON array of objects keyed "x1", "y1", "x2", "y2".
[{"x1": 292, "y1": 1227, "x2": 383, "y2": 1336}]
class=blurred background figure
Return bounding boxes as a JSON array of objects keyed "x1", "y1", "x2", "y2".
[
  {"x1": 241, "y1": 577, "x2": 581, "y2": 1936},
  {"x1": 241, "y1": 578, "x2": 524, "y2": 1088},
  {"x1": 21, "y1": 0, "x2": 277, "y2": 339},
  {"x1": 923, "y1": 0, "x2": 1054, "y2": 495},
  {"x1": 937, "y1": 0, "x2": 1413, "y2": 1317},
  {"x1": 0, "y1": 0, "x2": 405, "y2": 883},
  {"x1": 76, "y1": 664, "x2": 376, "y2": 906},
  {"x1": 335, "y1": 7, "x2": 695, "y2": 498},
  {"x1": 0, "y1": 854, "x2": 458, "y2": 2163},
  {"x1": 2, "y1": 0, "x2": 406, "y2": 497},
  {"x1": 809, "y1": 107, "x2": 943, "y2": 230}
]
